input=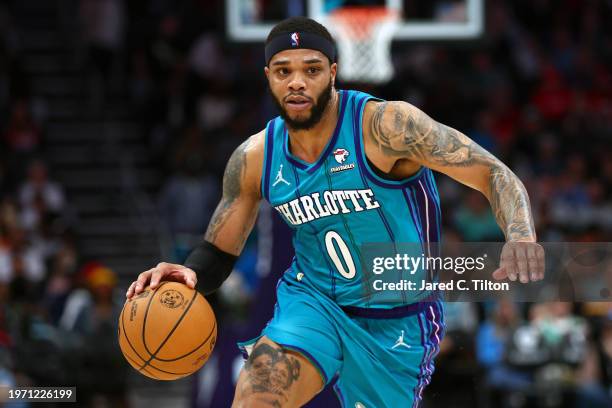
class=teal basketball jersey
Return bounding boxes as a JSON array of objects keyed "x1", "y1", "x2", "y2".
[{"x1": 260, "y1": 89, "x2": 442, "y2": 310}]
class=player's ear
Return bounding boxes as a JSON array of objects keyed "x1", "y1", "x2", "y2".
[
  {"x1": 264, "y1": 66, "x2": 270, "y2": 80},
  {"x1": 330, "y1": 62, "x2": 337, "y2": 87}
]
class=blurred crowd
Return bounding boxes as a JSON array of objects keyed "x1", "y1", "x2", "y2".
[
  {"x1": 1, "y1": 1, "x2": 129, "y2": 405},
  {"x1": 0, "y1": 0, "x2": 611, "y2": 407},
  {"x1": 0, "y1": 129, "x2": 127, "y2": 404},
  {"x1": 0, "y1": 150, "x2": 126, "y2": 405}
]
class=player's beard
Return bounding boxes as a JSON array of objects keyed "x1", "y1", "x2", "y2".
[{"x1": 272, "y1": 79, "x2": 333, "y2": 131}]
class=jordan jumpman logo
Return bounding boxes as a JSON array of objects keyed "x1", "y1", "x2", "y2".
[
  {"x1": 392, "y1": 330, "x2": 411, "y2": 349},
  {"x1": 273, "y1": 164, "x2": 291, "y2": 187}
]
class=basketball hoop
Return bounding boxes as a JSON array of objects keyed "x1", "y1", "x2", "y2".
[{"x1": 325, "y1": 7, "x2": 398, "y2": 84}]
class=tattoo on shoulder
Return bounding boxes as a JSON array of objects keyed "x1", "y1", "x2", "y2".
[
  {"x1": 368, "y1": 101, "x2": 492, "y2": 166},
  {"x1": 243, "y1": 343, "x2": 301, "y2": 405},
  {"x1": 204, "y1": 137, "x2": 254, "y2": 242}
]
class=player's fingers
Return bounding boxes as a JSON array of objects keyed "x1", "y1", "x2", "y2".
[
  {"x1": 492, "y1": 267, "x2": 507, "y2": 280},
  {"x1": 135, "y1": 269, "x2": 154, "y2": 293},
  {"x1": 515, "y1": 245, "x2": 529, "y2": 283},
  {"x1": 527, "y1": 244, "x2": 538, "y2": 281},
  {"x1": 536, "y1": 244, "x2": 545, "y2": 280},
  {"x1": 150, "y1": 267, "x2": 165, "y2": 289},
  {"x1": 183, "y1": 268, "x2": 197, "y2": 288},
  {"x1": 501, "y1": 245, "x2": 517, "y2": 282},
  {"x1": 154, "y1": 263, "x2": 196, "y2": 288},
  {"x1": 126, "y1": 281, "x2": 137, "y2": 299}
]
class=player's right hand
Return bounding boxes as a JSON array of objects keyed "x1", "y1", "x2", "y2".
[{"x1": 125, "y1": 262, "x2": 197, "y2": 300}]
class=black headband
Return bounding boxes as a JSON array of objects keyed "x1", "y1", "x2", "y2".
[{"x1": 265, "y1": 31, "x2": 336, "y2": 66}]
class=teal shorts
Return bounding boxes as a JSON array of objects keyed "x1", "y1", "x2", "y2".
[{"x1": 238, "y1": 277, "x2": 445, "y2": 408}]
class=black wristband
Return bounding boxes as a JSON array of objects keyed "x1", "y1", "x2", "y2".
[{"x1": 184, "y1": 241, "x2": 238, "y2": 295}]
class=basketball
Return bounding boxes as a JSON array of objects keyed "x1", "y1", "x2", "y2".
[{"x1": 118, "y1": 281, "x2": 217, "y2": 380}]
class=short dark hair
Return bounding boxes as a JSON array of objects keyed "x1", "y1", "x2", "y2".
[{"x1": 266, "y1": 16, "x2": 334, "y2": 46}]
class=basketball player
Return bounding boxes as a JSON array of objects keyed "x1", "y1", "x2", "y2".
[{"x1": 126, "y1": 17, "x2": 544, "y2": 407}]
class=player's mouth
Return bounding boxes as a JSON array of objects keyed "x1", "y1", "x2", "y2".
[{"x1": 284, "y1": 95, "x2": 312, "y2": 112}]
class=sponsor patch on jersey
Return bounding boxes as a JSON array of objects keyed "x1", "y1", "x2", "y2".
[{"x1": 330, "y1": 162, "x2": 355, "y2": 173}]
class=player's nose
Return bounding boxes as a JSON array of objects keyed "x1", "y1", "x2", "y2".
[{"x1": 287, "y1": 73, "x2": 306, "y2": 92}]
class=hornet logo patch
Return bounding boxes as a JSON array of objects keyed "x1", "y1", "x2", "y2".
[{"x1": 333, "y1": 148, "x2": 350, "y2": 164}]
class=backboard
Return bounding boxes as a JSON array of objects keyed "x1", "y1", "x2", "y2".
[{"x1": 226, "y1": 0, "x2": 484, "y2": 41}]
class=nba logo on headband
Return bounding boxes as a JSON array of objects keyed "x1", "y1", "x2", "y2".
[{"x1": 290, "y1": 32, "x2": 300, "y2": 47}]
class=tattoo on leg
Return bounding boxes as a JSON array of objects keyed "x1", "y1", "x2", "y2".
[{"x1": 242, "y1": 343, "x2": 301, "y2": 405}]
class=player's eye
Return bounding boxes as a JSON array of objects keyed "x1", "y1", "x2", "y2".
[
  {"x1": 307, "y1": 67, "x2": 321, "y2": 75},
  {"x1": 277, "y1": 68, "x2": 289, "y2": 76}
]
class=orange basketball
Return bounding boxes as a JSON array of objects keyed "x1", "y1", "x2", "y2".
[{"x1": 118, "y1": 281, "x2": 217, "y2": 380}]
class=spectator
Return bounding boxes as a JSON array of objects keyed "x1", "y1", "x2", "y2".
[
  {"x1": 79, "y1": 0, "x2": 126, "y2": 109},
  {"x1": 2, "y1": 100, "x2": 41, "y2": 155},
  {"x1": 0, "y1": 227, "x2": 45, "y2": 300},
  {"x1": 531, "y1": 65, "x2": 574, "y2": 121},
  {"x1": 43, "y1": 240, "x2": 78, "y2": 325},
  {"x1": 18, "y1": 160, "x2": 65, "y2": 228},
  {"x1": 477, "y1": 299, "x2": 530, "y2": 405}
]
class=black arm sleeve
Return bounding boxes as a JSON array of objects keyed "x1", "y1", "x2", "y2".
[{"x1": 184, "y1": 241, "x2": 238, "y2": 295}]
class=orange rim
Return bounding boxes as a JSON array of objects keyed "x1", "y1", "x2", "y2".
[{"x1": 328, "y1": 7, "x2": 398, "y2": 39}]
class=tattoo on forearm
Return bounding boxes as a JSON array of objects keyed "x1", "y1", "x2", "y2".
[
  {"x1": 489, "y1": 167, "x2": 534, "y2": 241},
  {"x1": 368, "y1": 102, "x2": 535, "y2": 241},
  {"x1": 242, "y1": 343, "x2": 301, "y2": 406},
  {"x1": 204, "y1": 137, "x2": 253, "y2": 243}
]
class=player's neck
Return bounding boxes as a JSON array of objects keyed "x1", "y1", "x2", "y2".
[{"x1": 287, "y1": 89, "x2": 340, "y2": 163}]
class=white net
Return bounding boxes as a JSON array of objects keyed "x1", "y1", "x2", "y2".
[{"x1": 325, "y1": 7, "x2": 398, "y2": 84}]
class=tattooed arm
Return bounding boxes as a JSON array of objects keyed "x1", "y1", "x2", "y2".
[
  {"x1": 363, "y1": 101, "x2": 544, "y2": 282},
  {"x1": 205, "y1": 132, "x2": 264, "y2": 254},
  {"x1": 126, "y1": 131, "x2": 265, "y2": 299},
  {"x1": 364, "y1": 101, "x2": 535, "y2": 241}
]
